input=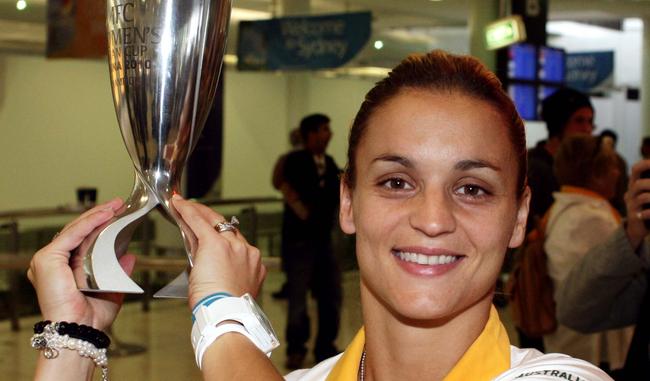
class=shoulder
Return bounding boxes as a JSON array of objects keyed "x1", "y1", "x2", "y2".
[
  {"x1": 284, "y1": 354, "x2": 341, "y2": 381},
  {"x1": 548, "y1": 194, "x2": 617, "y2": 230},
  {"x1": 492, "y1": 346, "x2": 612, "y2": 380},
  {"x1": 286, "y1": 150, "x2": 309, "y2": 161},
  {"x1": 284, "y1": 150, "x2": 311, "y2": 171},
  {"x1": 324, "y1": 153, "x2": 339, "y2": 168}
]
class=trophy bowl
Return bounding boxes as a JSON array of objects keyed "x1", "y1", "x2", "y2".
[{"x1": 72, "y1": 0, "x2": 232, "y2": 297}]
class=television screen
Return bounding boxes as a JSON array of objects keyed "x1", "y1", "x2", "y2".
[
  {"x1": 539, "y1": 46, "x2": 565, "y2": 83},
  {"x1": 509, "y1": 84, "x2": 537, "y2": 120},
  {"x1": 539, "y1": 85, "x2": 560, "y2": 100},
  {"x1": 508, "y1": 43, "x2": 536, "y2": 80}
]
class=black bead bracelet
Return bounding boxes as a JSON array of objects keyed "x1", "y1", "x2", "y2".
[{"x1": 34, "y1": 321, "x2": 111, "y2": 349}]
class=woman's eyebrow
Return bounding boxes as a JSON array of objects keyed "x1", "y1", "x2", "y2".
[
  {"x1": 454, "y1": 159, "x2": 501, "y2": 172},
  {"x1": 371, "y1": 154, "x2": 413, "y2": 168}
]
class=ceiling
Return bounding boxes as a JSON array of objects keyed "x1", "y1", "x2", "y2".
[{"x1": 0, "y1": 0, "x2": 649, "y2": 67}]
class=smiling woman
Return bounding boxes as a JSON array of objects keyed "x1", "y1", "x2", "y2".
[{"x1": 28, "y1": 50, "x2": 613, "y2": 381}]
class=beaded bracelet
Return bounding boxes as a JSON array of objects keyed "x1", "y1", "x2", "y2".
[
  {"x1": 31, "y1": 321, "x2": 109, "y2": 381},
  {"x1": 34, "y1": 320, "x2": 111, "y2": 349}
]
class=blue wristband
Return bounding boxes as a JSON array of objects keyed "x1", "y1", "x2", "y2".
[{"x1": 191, "y1": 292, "x2": 233, "y2": 321}]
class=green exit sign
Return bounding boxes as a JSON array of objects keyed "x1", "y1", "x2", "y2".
[{"x1": 485, "y1": 15, "x2": 527, "y2": 50}]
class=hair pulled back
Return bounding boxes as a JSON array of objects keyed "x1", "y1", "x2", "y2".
[{"x1": 343, "y1": 50, "x2": 528, "y2": 197}]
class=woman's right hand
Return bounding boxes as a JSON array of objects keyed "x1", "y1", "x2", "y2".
[
  {"x1": 27, "y1": 198, "x2": 136, "y2": 331},
  {"x1": 171, "y1": 195, "x2": 266, "y2": 310}
]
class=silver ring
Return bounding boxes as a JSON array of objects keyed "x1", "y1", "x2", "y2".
[{"x1": 214, "y1": 216, "x2": 240, "y2": 233}]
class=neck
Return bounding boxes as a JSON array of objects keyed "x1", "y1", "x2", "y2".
[{"x1": 360, "y1": 284, "x2": 493, "y2": 381}]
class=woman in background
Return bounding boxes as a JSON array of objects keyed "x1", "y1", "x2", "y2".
[{"x1": 543, "y1": 134, "x2": 633, "y2": 372}]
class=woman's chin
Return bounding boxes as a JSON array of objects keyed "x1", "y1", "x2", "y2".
[{"x1": 389, "y1": 295, "x2": 461, "y2": 324}]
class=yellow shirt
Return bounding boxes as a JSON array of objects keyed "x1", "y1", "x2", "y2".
[{"x1": 325, "y1": 305, "x2": 511, "y2": 381}]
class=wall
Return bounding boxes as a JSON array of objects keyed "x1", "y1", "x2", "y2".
[
  {"x1": 0, "y1": 53, "x2": 375, "y2": 218},
  {"x1": 0, "y1": 54, "x2": 132, "y2": 213}
]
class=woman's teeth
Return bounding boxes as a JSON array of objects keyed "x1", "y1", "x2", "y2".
[{"x1": 395, "y1": 251, "x2": 459, "y2": 265}]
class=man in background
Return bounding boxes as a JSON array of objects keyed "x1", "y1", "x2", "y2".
[
  {"x1": 281, "y1": 114, "x2": 342, "y2": 369},
  {"x1": 527, "y1": 87, "x2": 595, "y2": 230}
]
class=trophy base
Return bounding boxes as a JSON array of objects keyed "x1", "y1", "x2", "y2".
[{"x1": 153, "y1": 270, "x2": 189, "y2": 298}]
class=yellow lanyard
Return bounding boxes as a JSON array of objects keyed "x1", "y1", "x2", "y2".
[{"x1": 326, "y1": 305, "x2": 511, "y2": 381}]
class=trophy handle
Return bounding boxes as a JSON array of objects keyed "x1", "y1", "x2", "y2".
[
  {"x1": 74, "y1": 173, "x2": 157, "y2": 293},
  {"x1": 150, "y1": 199, "x2": 196, "y2": 299}
]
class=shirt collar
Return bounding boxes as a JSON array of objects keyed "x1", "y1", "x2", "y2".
[{"x1": 325, "y1": 305, "x2": 511, "y2": 381}]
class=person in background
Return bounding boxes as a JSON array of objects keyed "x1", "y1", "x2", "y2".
[
  {"x1": 528, "y1": 87, "x2": 595, "y2": 229},
  {"x1": 28, "y1": 50, "x2": 613, "y2": 381},
  {"x1": 521, "y1": 87, "x2": 594, "y2": 351},
  {"x1": 556, "y1": 158, "x2": 650, "y2": 380},
  {"x1": 543, "y1": 135, "x2": 633, "y2": 372},
  {"x1": 271, "y1": 127, "x2": 306, "y2": 300},
  {"x1": 281, "y1": 113, "x2": 342, "y2": 369},
  {"x1": 599, "y1": 129, "x2": 628, "y2": 217}
]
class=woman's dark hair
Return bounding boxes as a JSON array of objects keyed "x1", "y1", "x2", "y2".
[
  {"x1": 554, "y1": 134, "x2": 617, "y2": 188},
  {"x1": 343, "y1": 50, "x2": 528, "y2": 198},
  {"x1": 540, "y1": 87, "x2": 593, "y2": 139}
]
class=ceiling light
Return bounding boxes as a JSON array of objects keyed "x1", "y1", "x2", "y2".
[
  {"x1": 231, "y1": 8, "x2": 271, "y2": 21},
  {"x1": 374, "y1": 40, "x2": 384, "y2": 50},
  {"x1": 16, "y1": 0, "x2": 27, "y2": 11}
]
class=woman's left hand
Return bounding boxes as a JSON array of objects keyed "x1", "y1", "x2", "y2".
[{"x1": 171, "y1": 196, "x2": 267, "y2": 309}]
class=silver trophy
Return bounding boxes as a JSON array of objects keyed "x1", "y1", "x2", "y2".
[{"x1": 72, "y1": 0, "x2": 232, "y2": 297}]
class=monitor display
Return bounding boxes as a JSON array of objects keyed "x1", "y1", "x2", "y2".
[
  {"x1": 509, "y1": 84, "x2": 537, "y2": 120},
  {"x1": 539, "y1": 85, "x2": 560, "y2": 100},
  {"x1": 539, "y1": 46, "x2": 565, "y2": 83},
  {"x1": 508, "y1": 43, "x2": 536, "y2": 80}
]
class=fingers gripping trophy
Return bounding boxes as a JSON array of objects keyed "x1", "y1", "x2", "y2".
[{"x1": 73, "y1": 0, "x2": 232, "y2": 297}]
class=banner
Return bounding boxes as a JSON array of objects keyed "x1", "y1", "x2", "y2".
[
  {"x1": 566, "y1": 51, "x2": 614, "y2": 93},
  {"x1": 47, "y1": 0, "x2": 107, "y2": 58},
  {"x1": 237, "y1": 12, "x2": 371, "y2": 71}
]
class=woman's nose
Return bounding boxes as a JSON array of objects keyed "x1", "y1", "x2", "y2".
[{"x1": 408, "y1": 189, "x2": 456, "y2": 237}]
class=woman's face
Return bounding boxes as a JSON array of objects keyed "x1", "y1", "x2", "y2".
[{"x1": 340, "y1": 89, "x2": 530, "y2": 322}]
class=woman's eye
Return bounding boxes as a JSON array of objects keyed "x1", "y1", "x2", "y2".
[
  {"x1": 380, "y1": 178, "x2": 413, "y2": 190},
  {"x1": 457, "y1": 184, "x2": 487, "y2": 197}
]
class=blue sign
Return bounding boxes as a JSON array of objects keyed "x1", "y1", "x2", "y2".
[
  {"x1": 237, "y1": 12, "x2": 371, "y2": 71},
  {"x1": 566, "y1": 51, "x2": 614, "y2": 92}
]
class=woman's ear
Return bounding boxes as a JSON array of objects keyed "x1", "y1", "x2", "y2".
[
  {"x1": 508, "y1": 186, "x2": 531, "y2": 248},
  {"x1": 339, "y1": 180, "x2": 356, "y2": 234}
]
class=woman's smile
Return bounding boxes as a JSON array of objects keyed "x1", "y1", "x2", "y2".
[{"x1": 391, "y1": 247, "x2": 465, "y2": 276}]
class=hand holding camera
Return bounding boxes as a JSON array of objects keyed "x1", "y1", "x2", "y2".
[{"x1": 624, "y1": 161, "x2": 650, "y2": 249}]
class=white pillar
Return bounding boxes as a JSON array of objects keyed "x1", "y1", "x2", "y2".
[
  {"x1": 643, "y1": 18, "x2": 650, "y2": 136},
  {"x1": 468, "y1": 0, "x2": 499, "y2": 71}
]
